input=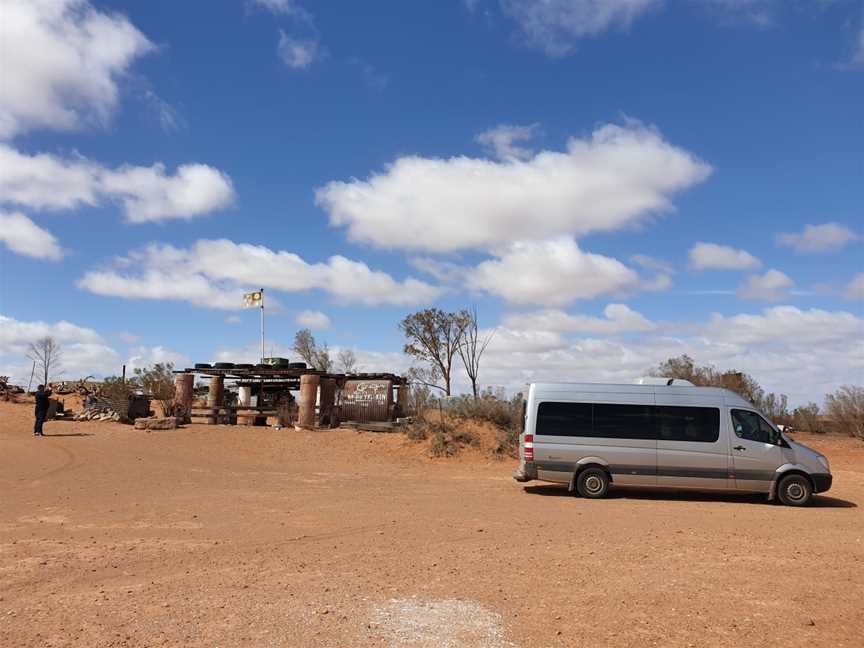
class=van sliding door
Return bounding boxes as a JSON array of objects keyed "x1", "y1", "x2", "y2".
[{"x1": 655, "y1": 406, "x2": 729, "y2": 490}]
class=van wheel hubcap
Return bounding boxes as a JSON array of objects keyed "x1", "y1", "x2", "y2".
[
  {"x1": 585, "y1": 475, "x2": 603, "y2": 494},
  {"x1": 786, "y1": 483, "x2": 805, "y2": 500}
]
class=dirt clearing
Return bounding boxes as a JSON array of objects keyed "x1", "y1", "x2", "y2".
[{"x1": 1, "y1": 398, "x2": 862, "y2": 647}]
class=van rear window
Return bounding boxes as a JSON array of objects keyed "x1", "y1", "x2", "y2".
[
  {"x1": 535, "y1": 402, "x2": 591, "y2": 436},
  {"x1": 536, "y1": 402, "x2": 720, "y2": 442}
]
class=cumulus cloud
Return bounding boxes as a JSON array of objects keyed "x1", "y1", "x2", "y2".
[
  {"x1": 77, "y1": 239, "x2": 443, "y2": 309},
  {"x1": 476, "y1": 305, "x2": 864, "y2": 406},
  {"x1": 777, "y1": 222, "x2": 859, "y2": 253},
  {"x1": 277, "y1": 31, "x2": 322, "y2": 69},
  {"x1": 498, "y1": 0, "x2": 662, "y2": 57},
  {"x1": 845, "y1": 273, "x2": 864, "y2": 300},
  {"x1": 0, "y1": 313, "x2": 120, "y2": 383},
  {"x1": 502, "y1": 303, "x2": 655, "y2": 334},
  {"x1": 316, "y1": 122, "x2": 710, "y2": 253},
  {"x1": 0, "y1": 144, "x2": 235, "y2": 222},
  {"x1": 125, "y1": 345, "x2": 191, "y2": 373},
  {"x1": 475, "y1": 123, "x2": 540, "y2": 160},
  {"x1": 737, "y1": 269, "x2": 794, "y2": 301},
  {"x1": 0, "y1": 211, "x2": 63, "y2": 261},
  {"x1": 468, "y1": 238, "x2": 641, "y2": 305},
  {"x1": 296, "y1": 310, "x2": 332, "y2": 329},
  {"x1": 0, "y1": 0, "x2": 153, "y2": 139},
  {"x1": 688, "y1": 241, "x2": 761, "y2": 271}
]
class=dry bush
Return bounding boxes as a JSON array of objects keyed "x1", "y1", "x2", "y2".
[
  {"x1": 792, "y1": 403, "x2": 822, "y2": 433},
  {"x1": 449, "y1": 388, "x2": 524, "y2": 458},
  {"x1": 825, "y1": 386, "x2": 864, "y2": 440}
]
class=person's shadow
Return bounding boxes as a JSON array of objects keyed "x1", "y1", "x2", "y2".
[{"x1": 42, "y1": 432, "x2": 93, "y2": 437}]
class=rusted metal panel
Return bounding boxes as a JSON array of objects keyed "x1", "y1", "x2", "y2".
[{"x1": 341, "y1": 380, "x2": 393, "y2": 422}]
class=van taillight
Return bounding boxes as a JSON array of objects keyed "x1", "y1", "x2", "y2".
[{"x1": 524, "y1": 434, "x2": 534, "y2": 462}]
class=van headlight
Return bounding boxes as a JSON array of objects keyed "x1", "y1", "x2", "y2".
[{"x1": 817, "y1": 455, "x2": 830, "y2": 471}]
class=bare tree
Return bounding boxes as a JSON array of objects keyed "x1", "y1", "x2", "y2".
[
  {"x1": 292, "y1": 329, "x2": 334, "y2": 371},
  {"x1": 400, "y1": 309, "x2": 469, "y2": 396},
  {"x1": 293, "y1": 329, "x2": 317, "y2": 366},
  {"x1": 337, "y1": 348, "x2": 358, "y2": 373},
  {"x1": 27, "y1": 337, "x2": 62, "y2": 386},
  {"x1": 457, "y1": 306, "x2": 495, "y2": 400}
]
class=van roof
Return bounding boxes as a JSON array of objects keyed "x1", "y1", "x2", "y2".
[{"x1": 528, "y1": 382, "x2": 754, "y2": 408}]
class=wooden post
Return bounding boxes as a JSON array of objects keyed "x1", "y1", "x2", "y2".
[
  {"x1": 396, "y1": 382, "x2": 409, "y2": 418},
  {"x1": 319, "y1": 378, "x2": 336, "y2": 427},
  {"x1": 298, "y1": 374, "x2": 320, "y2": 429},
  {"x1": 174, "y1": 373, "x2": 194, "y2": 423},
  {"x1": 207, "y1": 375, "x2": 224, "y2": 408}
]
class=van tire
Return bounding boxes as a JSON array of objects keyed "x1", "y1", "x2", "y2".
[
  {"x1": 576, "y1": 468, "x2": 610, "y2": 499},
  {"x1": 777, "y1": 474, "x2": 812, "y2": 506}
]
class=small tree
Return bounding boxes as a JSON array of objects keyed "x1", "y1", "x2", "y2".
[
  {"x1": 825, "y1": 386, "x2": 864, "y2": 440},
  {"x1": 134, "y1": 363, "x2": 176, "y2": 417},
  {"x1": 457, "y1": 306, "x2": 495, "y2": 400},
  {"x1": 293, "y1": 329, "x2": 318, "y2": 366},
  {"x1": 314, "y1": 343, "x2": 333, "y2": 372},
  {"x1": 337, "y1": 348, "x2": 358, "y2": 373},
  {"x1": 27, "y1": 337, "x2": 62, "y2": 386},
  {"x1": 400, "y1": 309, "x2": 469, "y2": 396}
]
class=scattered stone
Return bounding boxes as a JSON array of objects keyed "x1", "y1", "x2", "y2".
[{"x1": 133, "y1": 417, "x2": 179, "y2": 431}]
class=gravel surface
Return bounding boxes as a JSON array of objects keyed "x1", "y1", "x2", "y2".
[{"x1": 1, "y1": 397, "x2": 863, "y2": 647}]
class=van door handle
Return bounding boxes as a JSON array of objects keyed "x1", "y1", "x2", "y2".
[{"x1": 733, "y1": 446, "x2": 746, "y2": 451}]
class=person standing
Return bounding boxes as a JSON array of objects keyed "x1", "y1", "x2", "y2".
[{"x1": 34, "y1": 384, "x2": 51, "y2": 437}]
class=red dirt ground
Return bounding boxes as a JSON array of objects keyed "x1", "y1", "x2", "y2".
[{"x1": 1, "y1": 397, "x2": 862, "y2": 647}]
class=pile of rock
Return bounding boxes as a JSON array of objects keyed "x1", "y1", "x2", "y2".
[{"x1": 74, "y1": 406, "x2": 122, "y2": 422}]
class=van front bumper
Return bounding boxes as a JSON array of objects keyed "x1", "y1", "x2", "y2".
[
  {"x1": 812, "y1": 473, "x2": 832, "y2": 494},
  {"x1": 513, "y1": 462, "x2": 537, "y2": 482}
]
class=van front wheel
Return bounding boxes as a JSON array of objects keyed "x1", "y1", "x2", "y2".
[
  {"x1": 777, "y1": 474, "x2": 812, "y2": 506},
  {"x1": 577, "y1": 468, "x2": 610, "y2": 499}
]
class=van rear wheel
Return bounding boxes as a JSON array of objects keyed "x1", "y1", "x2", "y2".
[
  {"x1": 777, "y1": 474, "x2": 812, "y2": 506},
  {"x1": 576, "y1": 468, "x2": 610, "y2": 499}
]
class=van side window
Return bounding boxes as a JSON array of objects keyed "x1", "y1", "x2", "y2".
[
  {"x1": 536, "y1": 402, "x2": 592, "y2": 436},
  {"x1": 731, "y1": 409, "x2": 774, "y2": 444},
  {"x1": 592, "y1": 404, "x2": 655, "y2": 440},
  {"x1": 656, "y1": 406, "x2": 719, "y2": 442}
]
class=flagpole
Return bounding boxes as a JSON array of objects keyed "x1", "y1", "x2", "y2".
[{"x1": 260, "y1": 287, "x2": 265, "y2": 364}]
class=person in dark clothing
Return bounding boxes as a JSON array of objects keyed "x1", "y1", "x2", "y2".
[{"x1": 34, "y1": 384, "x2": 51, "y2": 437}]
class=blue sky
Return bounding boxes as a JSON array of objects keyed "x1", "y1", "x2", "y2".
[{"x1": 0, "y1": 0, "x2": 862, "y2": 404}]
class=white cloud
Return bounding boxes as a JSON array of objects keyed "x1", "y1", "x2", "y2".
[
  {"x1": 316, "y1": 121, "x2": 711, "y2": 253},
  {"x1": 498, "y1": 0, "x2": 662, "y2": 57},
  {"x1": 0, "y1": 144, "x2": 235, "y2": 222},
  {"x1": 225, "y1": 315, "x2": 242, "y2": 325},
  {"x1": 468, "y1": 238, "x2": 641, "y2": 305},
  {"x1": 251, "y1": 0, "x2": 309, "y2": 18},
  {"x1": 296, "y1": 310, "x2": 331, "y2": 329},
  {"x1": 777, "y1": 222, "x2": 859, "y2": 253},
  {"x1": 502, "y1": 303, "x2": 655, "y2": 334},
  {"x1": 475, "y1": 123, "x2": 540, "y2": 160},
  {"x1": 0, "y1": 313, "x2": 120, "y2": 384},
  {"x1": 688, "y1": 241, "x2": 761, "y2": 271},
  {"x1": 475, "y1": 306, "x2": 864, "y2": 406},
  {"x1": 845, "y1": 273, "x2": 864, "y2": 300},
  {"x1": 737, "y1": 269, "x2": 794, "y2": 301},
  {"x1": 278, "y1": 31, "x2": 321, "y2": 69},
  {"x1": 78, "y1": 239, "x2": 443, "y2": 309},
  {"x1": 630, "y1": 253, "x2": 674, "y2": 275},
  {"x1": 0, "y1": 211, "x2": 63, "y2": 260},
  {"x1": 125, "y1": 346, "x2": 191, "y2": 373},
  {"x1": 0, "y1": 0, "x2": 153, "y2": 140}
]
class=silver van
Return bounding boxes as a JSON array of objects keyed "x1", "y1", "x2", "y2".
[{"x1": 513, "y1": 382, "x2": 832, "y2": 506}]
